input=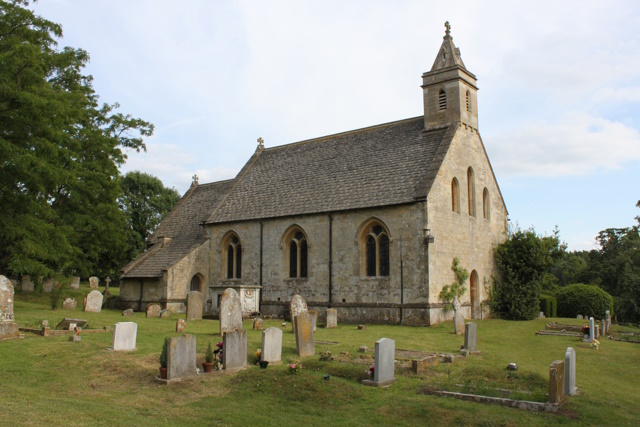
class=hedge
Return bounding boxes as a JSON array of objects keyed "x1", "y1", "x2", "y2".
[
  {"x1": 556, "y1": 283, "x2": 614, "y2": 319},
  {"x1": 539, "y1": 294, "x2": 557, "y2": 318}
]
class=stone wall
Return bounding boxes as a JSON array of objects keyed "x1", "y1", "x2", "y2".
[
  {"x1": 119, "y1": 277, "x2": 167, "y2": 311},
  {"x1": 165, "y1": 241, "x2": 210, "y2": 313}
]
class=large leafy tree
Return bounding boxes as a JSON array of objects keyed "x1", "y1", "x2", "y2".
[
  {"x1": 0, "y1": 0, "x2": 153, "y2": 279},
  {"x1": 119, "y1": 171, "x2": 180, "y2": 261}
]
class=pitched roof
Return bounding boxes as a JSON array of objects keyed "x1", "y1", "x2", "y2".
[
  {"x1": 206, "y1": 117, "x2": 456, "y2": 224},
  {"x1": 121, "y1": 179, "x2": 234, "y2": 278},
  {"x1": 430, "y1": 22, "x2": 467, "y2": 72}
]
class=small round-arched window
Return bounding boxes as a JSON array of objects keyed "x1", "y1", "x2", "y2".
[{"x1": 190, "y1": 275, "x2": 201, "y2": 292}]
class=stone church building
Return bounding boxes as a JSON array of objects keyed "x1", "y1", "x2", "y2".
[{"x1": 120, "y1": 23, "x2": 508, "y2": 325}]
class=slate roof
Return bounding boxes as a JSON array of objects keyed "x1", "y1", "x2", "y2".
[
  {"x1": 206, "y1": 117, "x2": 456, "y2": 224},
  {"x1": 121, "y1": 179, "x2": 234, "y2": 278}
]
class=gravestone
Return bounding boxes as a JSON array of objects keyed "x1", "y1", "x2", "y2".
[
  {"x1": 326, "y1": 308, "x2": 338, "y2": 328},
  {"x1": 146, "y1": 303, "x2": 162, "y2": 318},
  {"x1": 411, "y1": 355, "x2": 438, "y2": 373},
  {"x1": 223, "y1": 329, "x2": 247, "y2": 371},
  {"x1": 261, "y1": 327, "x2": 283, "y2": 365},
  {"x1": 122, "y1": 309, "x2": 134, "y2": 316},
  {"x1": 564, "y1": 347, "x2": 577, "y2": 396},
  {"x1": 42, "y1": 278, "x2": 55, "y2": 293},
  {"x1": 176, "y1": 318, "x2": 186, "y2": 333},
  {"x1": 160, "y1": 309, "x2": 172, "y2": 319},
  {"x1": 219, "y1": 288, "x2": 243, "y2": 335},
  {"x1": 103, "y1": 277, "x2": 111, "y2": 296},
  {"x1": 57, "y1": 318, "x2": 88, "y2": 330},
  {"x1": 538, "y1": 311, "x2": 545, "y2": 318},
  {"x1": 0, "y1": 276, "x2": 19, "y2": 339},
  {"x1": 186, "y1": 291, "x2": 203, "y2": 321},
  {"x1": 84, "y1": 290, "x2": 103, "y2": 313},
  {"x1": 62, "y1": 298, "x2": 77, "y2": 310},
  {"x1": 294, "y1": 311, "x2": 315, "y2": 357},
  {"x1": 111, "y1": 322, "x2": 137, "y2": 351},
  {"x1": 89, "y1": 276, "x2": 99, "y2": 289},
  {"x1": 576, "y1": 315, "x2": 583, "y2": 319},
  {"x1": 362, "y1": 338, "x2": 396, "y2": 388},
  {"x1": 601, "y1": 319, "x2": 607, "y2": 335},
  {"x1": 605, "y1": 310, "x2": 611, "y2": 332},
  {"x1": 70, "y1": 276, "x2": 80, "y2": 290},
  {"x1": 253, "y1": 317, "x2": 264, "y2": 331},
  {"x1": 548, "y1": 360, "x2": 566, "y2": 404},
  {"x1": 453, "y1": 296, "x2": 464, "y2": 335},
  {"x1": 594, "y1": 324, "x2": 600, "y2": 340},
  {"x1": 584, "y1": 317, "x2": 595, "y2": 342},
  {"x1": 308, "y1": 310, "x2": 318, "y2": 332},
  {"x1": 167, "y1": 334, "x2": 198, "y2": 381},
  {"x1": 290, "y1": 294, "x2": 308, "y2": 333},
  {"x1": 21, "y1": 275, "x2": 34, "y2": 293},
  {"x1": 464, "y1": 322, "x2": 477, "y2": 352}
]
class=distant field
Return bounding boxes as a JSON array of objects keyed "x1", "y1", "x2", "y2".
[{"x1": 2, "y1": 288, "x2": 639, "y2": 426}]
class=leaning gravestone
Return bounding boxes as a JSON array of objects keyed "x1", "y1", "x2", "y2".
[
  {"x1": 0, "y1": 276, "x2": 19, "y2": 339},
  {"x1": 453, "y1": 296, "x2": 465, "y2": 335},
  {"x1": 290, "y1": 294, "x2": 308, "y2": 333},
  {"x1": 223, "y1": 329, "x2": 247, "y2": 371},
  {"x1": 167, "y1": 334, "x2": 198, "y2": 381},
  {"x1": 326, "y1": 308, "x2": 338, "y2": 328},
  {"x1": 89, "y1": 276, "x2": 99, "y2": 289},
  {"x1": 186, "y1": 291, "x2": 203, "y2": 321},
  {"x1": 146, "y1": 303, "x2": 162, "y2": 318},
  {"x1": 111, "y1": 322, "x2": 137, "y2": 351},
  {"x1": 294, "y1": 311, "x2": 315, "y2": 357},
  {"x1": 21, "y1": 275, "x2": 34, "y2": 293},
  {"x1": 464, "y1": 322, "x2": 477, "y2": 352},
  {"x1": 363, "y1": 338, "x2": 396, "y2": 388},
  {"x1": 219, "y1": 288, "x2": 243, "y2": 335},
  {"x1": 564, "y1": 347, "x2": 577, "y2": 396},
  {"x1": 70, "y1": 276, "x2": 80, "y2": 290},
  {"x1": 62, "y1": 298, "x2": 77, "y2": 310},
  {"x1": 308, "y1": 310, "x2": 318, "y2": 332},
  {"x1": 548, "y1": 360, "x2": 566, "y2": 404},
  {"x1": 261, "y1": 327, "x2": 283, "y2": 365},
  {"x1": 84, "y1": 290, "x2": 103, "y2": 313}
]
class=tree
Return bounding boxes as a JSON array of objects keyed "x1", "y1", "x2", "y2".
[
  {"x1": 0, "y1": 1, "x2": 153, "y2": 279},
  {"x1": 490, "y1": 226, "x2": 564, "y2": 320},
  {"x1": 119, "y1": 171, "x2": 180, "y2": 260}
]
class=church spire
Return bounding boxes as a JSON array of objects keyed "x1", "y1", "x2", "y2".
[{"x1": 421, "y1": 21, "x2": 478, "y2": 131}]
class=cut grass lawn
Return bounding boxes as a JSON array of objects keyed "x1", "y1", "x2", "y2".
[{"x1": 2, "y1": 287, "x2": 639, "y2": 426}]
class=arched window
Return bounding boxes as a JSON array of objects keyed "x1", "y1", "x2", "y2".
[
  {"x1": 288, "y1": 230, "x2": 308, "y2": 278},
  {"x1": 466, "y1": 90, "x2": 471, "y2": 112},
  {"x1": 222, "y1": 233, "x2": 242, "y2": 279},
  {"x1": 438, "y1": 89, "x2": 447, "y2": 111},
  {"x1": 361, "y1": 221, "x2": 390, "y2": 277},
  {"x1": 190, "y1": 275, "x2": 201, "y2": 292},
  {"x1": 483, "y1": 187, "x2": 490, "y2": 219},
  {"x1": 451, "y1": 178, "x2": 460, "y2": 213},
  {"x1": 467, "y1": 167, "x2": 476, "y2": 217}
]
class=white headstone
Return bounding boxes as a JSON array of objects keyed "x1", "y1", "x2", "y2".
[
  {"x1": 584, "y1": 317, "x2": 595, "y2": 342},
  {"x1": 84, "y1": 290, "x2": 103, "y2": 313},
  {"x1": 111, "y1": 322, "x2": 137, "y2": 351},
  {"x1": 326, "y1": 308, "x2": 338, "y2": 328},
  {"x1": 261, "y1": 327, "x2": 283, "y2": 364},
  {"x1": 363, "y1": 338, "x2": 396, "y2": 387},
  {"x1": 564, "y1": 347, "x2": 577, "y2": 396}
]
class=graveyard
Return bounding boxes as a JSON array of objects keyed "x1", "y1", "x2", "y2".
[{"x1": 1, "y1": 284, "x2": 639, "y2": 426}]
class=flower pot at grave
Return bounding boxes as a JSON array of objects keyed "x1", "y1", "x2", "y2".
[
  {"x1": 259, "y1": 361, "x2": 269, "y2": 369},
  {"x1": 202, "y1": 362, "x2": 215, "y2": 373},
  {"x1": 159, "y1": 367, "x2": 167, "y2": 380}
]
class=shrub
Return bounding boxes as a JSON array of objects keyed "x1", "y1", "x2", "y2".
[
  {"x1": 539, "y1": 294, "x2": 557, "y2": 318},
  {"x1": 556, "y1": 283, "x2": 613, "y2": 319},
  {"x1": 159, "y1": 338, "x2": 168, "y2": 368}
]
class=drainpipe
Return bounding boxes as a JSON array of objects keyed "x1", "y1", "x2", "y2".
[
  {"x1": 138, "y1": 279, "x2": 143, "y2": 312},
  {"x1": 259, "y1": 219, "x2": 264, "y2": 312},
  {"x1": 328, "y1": 213, "x2": 333, "y2": 307},
  {"x1": 400, "y1": 237, "x2": 404, "y2": 325}
]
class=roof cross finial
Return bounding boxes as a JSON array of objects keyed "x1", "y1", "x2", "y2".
[
  {"x1": 444, "y1": 21, "x2": 451, "y2": 37},
  {"x1": 192, "y1": 174, "x2": 199, "y2": 186},
  {"x1": 257, "y1": 137, "x2": 264, "y2": 151}
]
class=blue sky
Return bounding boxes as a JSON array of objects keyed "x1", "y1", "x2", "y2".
[{"x1": 32, "y1": 0, "x2": 640, "y2": 251}]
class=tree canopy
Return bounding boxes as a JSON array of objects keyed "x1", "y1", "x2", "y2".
[{"x1": 0, "y1": 0, "x2": 153, "y2": 279}]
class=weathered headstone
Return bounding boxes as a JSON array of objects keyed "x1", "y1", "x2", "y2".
[
  {"x1": 308, "y1": 309, "x2": 318, "y2": 332},
  {"x1": 176, "y1": 318, "x2": 186, "y2": 333},
  {"x1": 261, "y1": 327, "x2": 283, "y2": 365},
  {"x1": 362, "y1": 338, "x2": 396, "y2": 387},
  {"x1": 219, "y1": 288, "x2": 243, "y2": 335},
  {"x1": 42, "y1": 277, "x2": 55, "y2": 293},
  {"x1": 576, "y1": 315, "x2": 583, "y2": 320},
  {"x1": 0, "y1": 276, "x2": 19, "y2": 339},
  {"x1": 253, "y1": 317, "x2": 264, "y2": 331},
  {"x1": 167, "y1": 334, "x2": 198, "y2": 381},
  {"x1": 601, "y1": 319, "x2": 607, "y2": 336},
  {"x1": 594, "y1": 324, "x2": 600, "y2": 340},
  {"x1": 464, "y1": 322, "x2": 477, "y2": 352},
  {"x1": 103, "y1": 277, "x2": 111, "y2": 296},
  {"x1": 122, "y1": 309, "x2": 134, "y2": 316},
  {"x1": 21, "y1": 275, "x2": 34, "y2": 293},
  {"x1": 290, "y1": 294, "x2": 308, "y2": 333},
  {"x1": 146, "y1": 303, "x2": 162, "y2": 318},
  {"x1": 326, "y1": 308, "x2": 338, "y2": 328},
  {"x1": 294, "y1": 311, "x2": 315, "y2": 357},
  {"x1": 84, "y1": 290, "x2": 103, "y2": 313},
  {"x1": 111, "y1": 322, "x2": 137, "y2": 351},
  {"x1": 564, "y1": 347, "x2": 577, "y2": 396},
  {"x1": 223, "y1": 329, "x2": 247, "y2": 371},
  {"x1": 453, "y1": 296, "x2": 464, "y2": 335},
  {"x1": 57, "y1": 318, "x2": 88, "y2": 330},
  {"x1": 584, "y1": 317, "x2": 595, "y2": 342},
  {"x1": 89, "y1": 276, "x2": 99, "y2": 289},
  {"x1": 548, "y1": 360, "x2": 566, "y2": 404},
  {"x1": 62, "y1": 298, "x2": 77, "y2": 310},
  {"x1": 411, "y1": 355, "x2": 438, "y2": 373},
  {"x1": 605, "y1": 310, "x2": 611, "y2": 333},
  {"x1": 160, "y1": 309, "x2": 172, "y2": 319},
  {"x1": 70, "y1": 276, "x2": 80, "y2": 290},
  {"x1": 186, "y1": 291, "x2": 203, "y2": 321}
]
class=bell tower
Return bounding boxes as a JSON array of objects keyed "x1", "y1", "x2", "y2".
[{"x1": 422, "y1": 22, "x2": 478, "y2": 131}]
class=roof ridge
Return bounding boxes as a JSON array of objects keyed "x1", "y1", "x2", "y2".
[
  {"x1": 147, "y1": 182, "x2": 200, "y2": 242},
  {"x1": 414, "y1": 122, "x2": 461, "y2": 199}
]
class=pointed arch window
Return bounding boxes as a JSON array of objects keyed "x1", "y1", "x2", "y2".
[
  {"x1": 288, "y1": 230, "x2": 308, "y2": 278},
  {"x1": 361, "y1": 221, "x2": 390, "y2": 277},
  {"x1": 467, "y1": 167, "x2": 476, "y2": 217},
  {"x1": 223, "y1": 233, "x2": 242, "y2": 279},
  {"x1": 451, "y1": 178, "x2": 460, "y2": 213},
  {"x1": 466, "y1": 90, "x2": 471, "y2": 112},
  {"x1": 190, "y1": 275, "x2": 201, "y2": 292},
  {"x1": 483, "y1": 187, "x2": 490, "y2": 220},
  {"x1": 439, "y1": 89, "x2": 447, "y2": 111}
]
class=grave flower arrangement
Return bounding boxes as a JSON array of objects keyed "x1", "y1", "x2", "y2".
[
  {"x1": 319, "y1": 350, "x2": 333, "y2": 361},
  {"x1": 581, "y1": 325, "x2": 590, "y2": 337},
  {"x1": 202, "y1": 342, "x2": 216, "y2": 373},
  {"x1": 366, "y1": 364, "x2": 375, "y2": 377},
  {"x1": 591, "y1": 339, "x2": 600, "y2": 350},
  {"x1": 287, "y1": 362, "x2": 301, "y2": 375}
]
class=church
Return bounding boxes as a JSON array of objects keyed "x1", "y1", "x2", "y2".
[{"x1": 120, "y1": 22, "x2": 508, "y2": 325}]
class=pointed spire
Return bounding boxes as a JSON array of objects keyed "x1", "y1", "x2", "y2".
[{"x1": 430, "y1": 21, "x2": 466, "y2": 71}]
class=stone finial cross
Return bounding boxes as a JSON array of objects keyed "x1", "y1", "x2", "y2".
[
  {"x1": 192, "y1": 174, "x2": 199, "y2": 186},
  {"x1": 444, "y1": 21, "x2": 451, "y2": 36},
  {"x1": 257, "y1": 137, "x2": 264, "y2": 148}
]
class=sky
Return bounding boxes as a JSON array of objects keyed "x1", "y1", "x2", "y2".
[{"x1": 31, "y1": 0, "x2": 640, "y2": 251}]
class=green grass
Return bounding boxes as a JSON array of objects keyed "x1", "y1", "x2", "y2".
[{"x1": 2, "y1": 289, "x2": 639, "y2": 426}]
